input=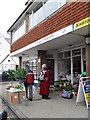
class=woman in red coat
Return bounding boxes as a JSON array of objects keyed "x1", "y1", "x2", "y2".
[{"x1": 40, "y1": 64, "x2": 51, "y2": 99}]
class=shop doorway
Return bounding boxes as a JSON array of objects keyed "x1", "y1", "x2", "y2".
[
  {"x1": 73, "y1": 56, "x2": 81, "y2": 84},
  {"x1": 46, "y1": 59, "x2": 54, "y2": 85},
  {"x1": 73, "y1": 56, "x2": 81, "y2": 75}
]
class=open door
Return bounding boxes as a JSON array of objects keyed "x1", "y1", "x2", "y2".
[{"x1": 46, "y1": 59, "x2": 54, "y2": 85}]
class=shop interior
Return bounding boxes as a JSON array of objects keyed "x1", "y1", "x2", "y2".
[{"x1": 58, "y1": 48, "x2": 86, "y2": 85}]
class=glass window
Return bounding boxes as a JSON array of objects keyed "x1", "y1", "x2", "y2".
[
  {"x1": 12, "y1": 20, "x2": 25, "y2": 43},
  {"x1": 83, "y1": 48, "x2": 85, "y2": 56},
  {"x1": 29, "y1": 59, "x2": 38, "y2": 81},
  {"x1": 33, "y1": 2, "x2": 43, "y2": 13},
  {"x1": 58, "y1": 52, "x2": 63, "y2": 59},
  {"x1": 72, "y1": 49, "x2": 81, "y2": 56},
  {"x1": 64, "y1": 51, "x2": 70, "y2": 58},
  {"x1": 29, "y1": 14, "x2": 33, "y2": 29},
  {"x1": 34, "y1": 6, "x2": 44, "y2": 27},
  {"x1": 44, "y1": 0, "x2": 58, "y2": 19},
  {"x1": 29, "y1": 0, "x2": 66, "y2": 31},
  {"x1": 47, "y1": 54, "x2": 53, "y2": 58}
]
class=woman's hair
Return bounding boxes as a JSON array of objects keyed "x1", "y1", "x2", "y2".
[{"x1": 42, "y1": 64, "x2": 47, "y2": 69}]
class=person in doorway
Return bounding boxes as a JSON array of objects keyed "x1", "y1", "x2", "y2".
[
  {"x1": 25, "y1": 64, "x2": 34, "y2": 101},
  {"x1": 39, "y1": 64, "x2": 51, "y2": 99}
]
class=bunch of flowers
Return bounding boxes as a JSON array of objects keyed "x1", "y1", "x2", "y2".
[{"x1": 63, "y1": 81, "x2": 72, "y2": 91}]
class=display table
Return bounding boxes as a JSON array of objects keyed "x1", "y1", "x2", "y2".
[{"x1": 6, "y1": 88, "x2": 26, "y2": 104}]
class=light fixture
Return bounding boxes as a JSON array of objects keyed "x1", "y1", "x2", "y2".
[
  {"x1": 85, "y1": 37, "x2": 90, "y2": 45},
  {"x1": 22, "y1": 53, "x2": 25, "y2": 56},
  {"x1": 68, "y1": 44, "x2": 73, "y2": 47}
]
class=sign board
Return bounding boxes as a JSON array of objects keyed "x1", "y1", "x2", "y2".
[
  {"x1": 76, "y1": 81, "x2": 84, "y2": 105},
  {"x1": 83, "y1": 81, "x2": 90, "y2": 107},
  {"x1": 76, "y1": 79, "x2": 90, "y2": 109},
  {"x1": 74, "y1": 17, "x2": 90, "y2": 30}
]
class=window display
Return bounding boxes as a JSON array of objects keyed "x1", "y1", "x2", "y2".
[{"x1": 58, "y1": 47, "x2": 86, "y2": 85}]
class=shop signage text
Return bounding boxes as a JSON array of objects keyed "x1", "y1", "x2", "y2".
[{"x1": 74, "y1": 17, "x2": 90, "y2": 30}]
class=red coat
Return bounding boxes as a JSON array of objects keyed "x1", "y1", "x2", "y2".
[
  {"x1": 40, "y1": 69, "x2": 51, "y2": 96},
  {"x1": 26, "y1": 73, "x2": 34, "y2": 85}
]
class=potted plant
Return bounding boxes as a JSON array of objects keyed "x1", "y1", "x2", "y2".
[
  {"x1": 14, "y1": 68, "x2": 27, "y2": 102},
  {"x1": 14, "y1": 68, "x2": 27, "y2": 86},
  {"x1": 7, "y1": 69, "x2": 15, "y2": 87}
]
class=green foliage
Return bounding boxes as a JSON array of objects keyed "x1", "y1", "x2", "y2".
[
  {"x1": 7, "y1": 69, "x2": 15, "y2": 79},
  {"x1": 60, "y1": 81, "x2": 63, "y2": 85},
  {"x1": 63, "y1": 82, "x2": 72, "y2": 91},
  {"x1": 7, "y1": 69, "x2": 15, "y2": 86},
  {"x1": 54, "y1": 81, "x2": 60, "y2": 86},
  {"x1": 14, "y1": 68, "x2": 27, "y2": 81}
]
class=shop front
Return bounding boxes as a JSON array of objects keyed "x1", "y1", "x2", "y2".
[
  {"x1": 57, "y1": 47, "x2": 86, "y2": 85},
  {"x1": 10, "y1": 21, "x2": 89, "y2": 87}
]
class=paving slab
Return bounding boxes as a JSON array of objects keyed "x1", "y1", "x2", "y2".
[{"x1": 0, "y1": 81, "x2": 89, "y2": 118}]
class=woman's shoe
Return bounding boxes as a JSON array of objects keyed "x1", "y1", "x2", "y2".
[
  {"x1": 42, "y1": 94, "x2": 45, "y2": 99},
  {"x1": 45, "y1": 96, "x2": 51, "y2": 99}
]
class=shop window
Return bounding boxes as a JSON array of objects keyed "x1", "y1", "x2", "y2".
[
  {"x1": 73, "y1": 56, "x2": 81, "y2": 74},
  {"x1": 47, "y1": 54, "x2": 53, "y2": 59},
  {"x1": 83, "y1": 48, "x2": 86, "y2": 59},
  {"x1": 29, "y1": 59, "x2": 38, "y2": 81},
  {"x1": 83, "y1": 48, "x2": 85, "y2": 55},
  {"x1": 64, "y1": 51, "x2": 70, "y2": 58},
  {"x1": 58, "y1": 52, "x2": 63, "y2": 59},
  {"x1": 83, "y1": 48, "x2": 86, "y2": 72},
  {"x1": 72, "y1": 49, "x2": 81, "y2": 56}
]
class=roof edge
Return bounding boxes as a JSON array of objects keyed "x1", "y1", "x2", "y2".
[{"x1": 7, "y1": 1, "x2": 33, "y2": 33}]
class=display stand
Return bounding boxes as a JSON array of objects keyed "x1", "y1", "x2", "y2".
[
  {"x1": 76, "y1": 77, "x2": 90, "y2": 109},
  {"x1": 6, "y1": 88, "x2": 26, "y2": 104}
]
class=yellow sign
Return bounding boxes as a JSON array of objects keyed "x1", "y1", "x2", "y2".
[
  {"x1": 74, "y1": 17, "x2": 90, "y2": 30},
  {"x1": 86, "y1": 93, "x2": 90, "y2": 105}
]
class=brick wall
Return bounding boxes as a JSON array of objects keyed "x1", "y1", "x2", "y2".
[
  {"x1": 11, "y1": 2, "x2": 90, "y2": 53},
  {"x1": 25, "y1": 13, "x2": 29, "y2": 33}
]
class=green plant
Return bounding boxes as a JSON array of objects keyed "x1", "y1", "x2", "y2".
[
  {"x1": 7, "y1": 69, "x2": 15, "y2": 86},
  {"x1": 14, "y1": 68, "x2": 27, "y2": 82},
  {"x1": 14, "y1": 68, "x2": 27, "y2": 99},
  {"x1": 63, "y1": 82, "x2": 72, "y2": 91}
]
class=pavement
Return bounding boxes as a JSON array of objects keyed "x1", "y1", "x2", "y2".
[{"x1": 0, "y1": 81, "x2": 89, "y2": 119}]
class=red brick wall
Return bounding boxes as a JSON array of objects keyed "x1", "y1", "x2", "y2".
[
  {"x1": 11, "y1": 2, "x2": 90, "y2": 53},
  {"x1": 25, "y1": 13, "x2": 29, "y2": 33}
]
